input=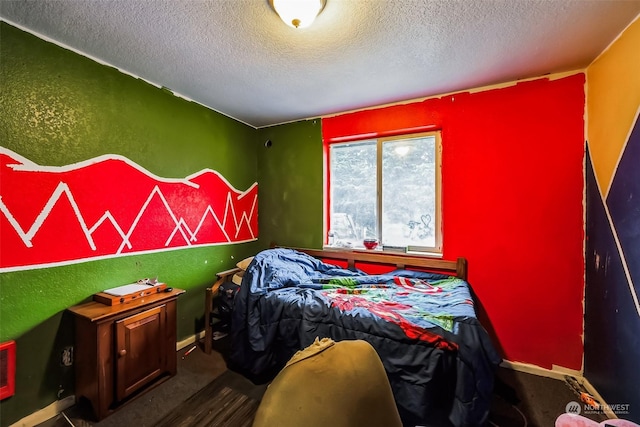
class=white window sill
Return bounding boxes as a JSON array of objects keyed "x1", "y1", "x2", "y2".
[{"x1": 322, "y1": 245, "x2": 443, "y2": 259}]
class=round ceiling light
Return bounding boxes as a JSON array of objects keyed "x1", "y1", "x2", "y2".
[{"x1": 269, "y1": 0, "x2": 327, "y2": 29}]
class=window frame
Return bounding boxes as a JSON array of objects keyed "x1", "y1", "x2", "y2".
[{"x1": 325, "y1": 130, "x2": 443, "y2": 254}]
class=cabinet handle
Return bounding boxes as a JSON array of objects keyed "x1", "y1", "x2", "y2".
[{"x1": 118, "y1": 349, "x2": 127, "y2": 357}]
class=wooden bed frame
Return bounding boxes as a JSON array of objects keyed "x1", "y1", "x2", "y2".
[{"x1": 204, "y1": 247, "x2": 467, "y2": 354}]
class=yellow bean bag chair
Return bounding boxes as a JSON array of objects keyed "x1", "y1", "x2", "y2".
[{"x1": 253, "y1": 338, "x2": 402, "y2": 427}]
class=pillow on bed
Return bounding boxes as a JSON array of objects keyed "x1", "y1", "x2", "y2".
[{"x1": 236, "y1": 256, "x2": 254, "y2": 271}]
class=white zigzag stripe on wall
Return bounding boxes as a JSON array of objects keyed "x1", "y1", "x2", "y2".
[
  {"x1": 89, "y1": 210, "x2": 132, "y2": 249},
  {"x1": 0, "y1": 182, "x2": 97, "y2": 250},
  {"x1": 0, "y1": 147, "x2": 258, "y2": 273},
  {"x1": 0, "y1": 182, "x2": 257, "y2": 257},
  {"x1": 116, "y1": 185, "x2": 191, "y2": 254}
]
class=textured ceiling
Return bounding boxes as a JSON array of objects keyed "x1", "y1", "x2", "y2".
[{"x1": 1, "y1": 0, "x2": 640, "y2": 128}]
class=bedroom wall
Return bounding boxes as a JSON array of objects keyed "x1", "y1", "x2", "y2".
[
  {"x1": 584, "y1": 15, "x2": 640, "y2": 422},
  {"x1": 0, "y1": 22, "x2": 260, "y2": 426},
  {"x1": 256, "y1": 120, "x2": 324, "y2": 249},
  {"x1": 265, "y1": 75, "x2": 586, "y2": 372}
]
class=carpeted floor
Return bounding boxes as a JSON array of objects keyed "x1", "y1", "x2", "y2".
[
  {"x1": 38, "y1": 337, "x2": 609, "y2": 427},
  {"x1": 488, "y1": 368, "x2": 608, "y2": 427},
  {"x1": 155, "y1": 371, "x2": 259, "y2": 427},
  {"x1": 37, "y1": 342, "x2": 260, "y2": 427}
]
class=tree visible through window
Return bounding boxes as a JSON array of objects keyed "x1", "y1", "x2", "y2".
[{"x1": 328, "y1": 132, "x2": 441, "y2": 252}]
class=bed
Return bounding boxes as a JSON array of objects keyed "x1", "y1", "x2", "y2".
[{"x1": 206, "y1": 247, "x2": 501, "y2": 426}]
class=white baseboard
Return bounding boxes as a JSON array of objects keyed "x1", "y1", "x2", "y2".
[
  {"x1": 500, "y1": 359, "x2": 582, "y2": 380},
  {"x1": 501, "y1": 360, "x2": 616, "y2": 419},
  {"x1": 9, "y1": 395, "x2": 75, "y2": 427},
  {"x1": 176, "y1": 329, "x2": 205, "y2": 351}
]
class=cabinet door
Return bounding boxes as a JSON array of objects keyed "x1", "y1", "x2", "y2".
[{"x1": 115, "y1": 305, "x2": 167, "y2": 400}]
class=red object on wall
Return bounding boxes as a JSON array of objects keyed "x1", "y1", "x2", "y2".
[
  {"x1": 322, "y1": 75, "x2": 586, "y2": 371},
  {"x1": 0, "y1": 151, "x2": 258, "y2": 272},
  {"x1": 0, "y1": 340, "x2": 16, "y2": 400}
]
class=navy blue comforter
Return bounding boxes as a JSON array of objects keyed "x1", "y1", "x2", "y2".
[{"x1": 229, "y1": 248, "x2": 501, "y2": 426}]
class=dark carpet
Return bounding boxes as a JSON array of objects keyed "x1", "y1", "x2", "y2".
[
  {"x1": 488, "y1": 367, "x2": 608, "y2": 427},
  {"x1": 37, "y1": 343, "x2": 240, "y2": 427},
  {"x1": 38, "y1": 337, "x2": 609, "y2": 427},
  {"x1": 155, "y1": 371, "x2": 259, "y2": 427}
]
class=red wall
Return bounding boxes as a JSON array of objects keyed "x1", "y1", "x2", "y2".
[{"x1": 323, "y1": 75, "x2": 586, "y2": 370}]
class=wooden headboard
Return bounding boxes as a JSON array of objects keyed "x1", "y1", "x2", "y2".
[{"x1": 289, "y1": 247, "x2": 467, "y2": 281}]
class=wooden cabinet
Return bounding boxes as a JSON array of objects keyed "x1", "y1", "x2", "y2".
[{"x1": 68, "y1": 289, "x2": 184, "y2": 420}]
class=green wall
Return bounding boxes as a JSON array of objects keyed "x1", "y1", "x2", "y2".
[
  {"x1": 256, "y1": 120, "x2": 324, "y2": 249},
  {"x1": 0, "y1": 22, "x2": 262, "y2": 425}
]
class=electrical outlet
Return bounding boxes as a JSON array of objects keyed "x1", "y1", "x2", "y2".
[{"x1": 61, "y1": 346, "x2": 73, "y2": 367}]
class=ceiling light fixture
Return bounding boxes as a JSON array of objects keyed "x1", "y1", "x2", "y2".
[{"x1": 269, "y1": 0, "x2": 327, "y2": 29}]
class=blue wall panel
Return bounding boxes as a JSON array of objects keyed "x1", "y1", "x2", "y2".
[
  {"x1": 607, "y1": 116, "x2": 640, "y2": 288},
  {"x1": 585, "y1": 143, "x2": 640, "y2": 422}
]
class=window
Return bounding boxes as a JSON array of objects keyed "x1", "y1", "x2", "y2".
[{"x1": 327, "y1": 131, "x2": 441, "y2": 253}]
